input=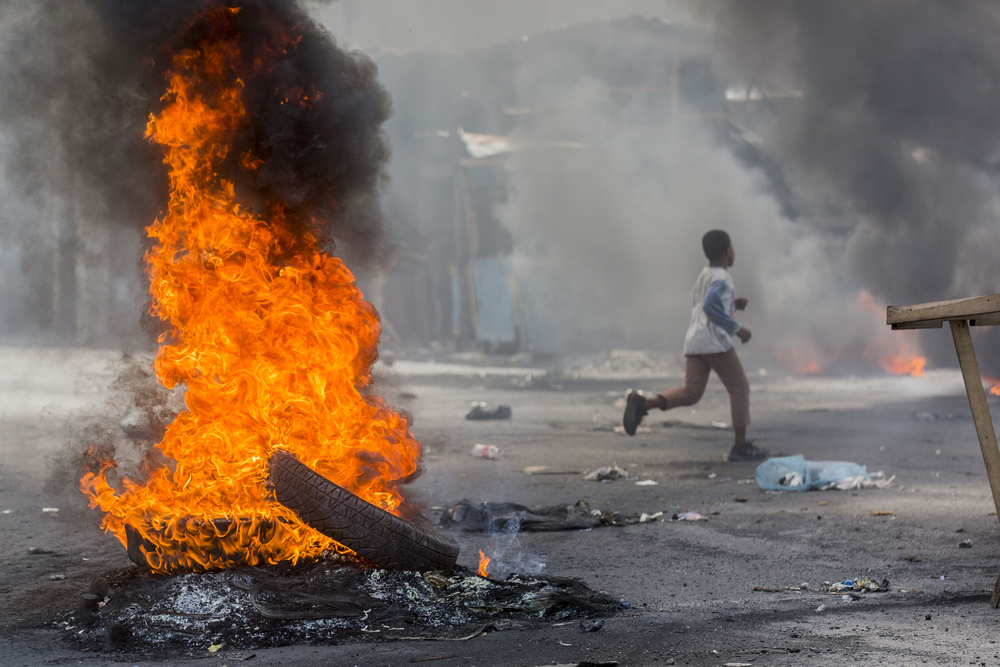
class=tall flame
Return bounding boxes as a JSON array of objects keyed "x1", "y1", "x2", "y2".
[{"x1": 79, "y1": 8, "x2": 420, "y2": 573}]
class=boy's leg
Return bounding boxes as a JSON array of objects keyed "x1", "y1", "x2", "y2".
[
  {"x1": 654, "y1": 355, "x2": 711, "y2": 410},
  {"x1": 623, "y1": 356, "x2": 710, "y2": 436},
  {"x1": 705, "y1": 348, "x2": 762, "y2": 457}
]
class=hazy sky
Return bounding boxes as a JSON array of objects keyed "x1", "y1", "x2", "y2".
[{"x1": 311, "y1": 0, "x2": 686, "y2": 53}]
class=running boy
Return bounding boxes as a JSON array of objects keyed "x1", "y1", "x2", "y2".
[{"x1": 622, "y1": 230, "x2": 767, "y2": 461}]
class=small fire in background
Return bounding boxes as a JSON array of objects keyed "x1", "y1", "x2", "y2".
[
  {"x1": 773, "y1": 346, "x2": 823, "y2": 375},
  {"x1": 858, "y1": 291, "x2": 926, "y2": 377},
  {"x1": 984, "y1": 376, "x2": 1000, "y2": 396},
  {"x1": 478, "y1": 549, "x2": 491, "y2": 578},
  {"x1": 78, "y1": 5, "x2": 419, "y2": 574},
  {"x1": 773, "y1": 290, "x2": 927, "y2": 377}
]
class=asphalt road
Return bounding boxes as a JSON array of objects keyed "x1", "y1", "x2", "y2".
[{"x1": 1, "y1": 348, "x2": 999, "y2": 666}]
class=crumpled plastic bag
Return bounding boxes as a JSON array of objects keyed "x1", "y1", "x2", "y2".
[{"x1": 755, "y1": 454, "x2": 894, "y2": 491}]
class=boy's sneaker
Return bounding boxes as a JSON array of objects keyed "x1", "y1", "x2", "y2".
[
  {"x1": 623, "y1": 390, "x2": 648, "y2": 436},
  {"x1": 727, "y1": 441, "x2": 769, "y2": 462}
]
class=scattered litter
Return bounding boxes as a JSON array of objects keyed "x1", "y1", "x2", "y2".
[
  {"x1": 815, "y1": 605, "x2": 826, "y2": 612},
  {"x1": 524, "y1": 466, "x2": 581, "y2": 476},
  {"x1": 711, "y1": 421, "x2": 729, "y2": 429},
  {"x1": 41, "y1": 507, "x2": 59, "y2": 513},
  {"x1": 753, "y1": 584, "x2": 808, "y2": 593},
  {"x1": 48, "y1": 574, "x2": 66, "y2": 581},
  {"x1": 818, "y1": 501, "x2": 828, "y2": 506},
  {"x1": 580, "y1": 620, "x2": 604, "y2": 633},
  {"x1": 956, "y1": 527, "x2": 965, "y2": 533},
  {"x1": 1, "y1": 510, "x2": 13, "y2": 515},
  {"x1": 471, "y1": 444, "x2": 501, "y2": 460},
  {"x1": 822, "y1": 573, "x2": 889, "y2": 594},
  {"x1": 619, "y1": 601, "x2": 631, "y2": 608},
  {"x1": 841, "y1": 594, "x2": 856, "y2": 603},
  {"x1": 584, "y1": 466, "x2": 629, "y2": 482},
  {"x1": 903, "y1": 556, "x2": 922, "y2": 562},
  {"x1": 441, "y1": 499, "x2": 655, "y2": 531},
  {"x1": 672, "y1": 512, "x2": 707, "y2": 521},
  {"x1": 28, "y1": 547, "x2": 55, "y2": 555},
  {"x1": 871, "y1": 510, "x2": 893, "y2": 516},
  {"x1": 734, "y1": 497, "x2": 748, "y2": 503},
  {"x1": 940, "y1": 575, "x2": 946, "y2": 580},
  {"x1": 708, "y1": 473, "x2": 717, "y2": 479},
  {"x1": 725, "y1": 663, "x2": 753, "y2": 667},
  {"x1": 635, "y1": 480, "x2": 658, "y2": 486},
  {"x1": 756, "y1": 455, "x2": 894, "y2": 491},
  {"x1": 466, "y1": 403, "x2": 512, "y2": 421},
  {"x1": 208, "y1": 644, "x2": 224, "y2": 653},
  {"x1": 959, "y1": 540, "x2": 973, "y2": 548}
]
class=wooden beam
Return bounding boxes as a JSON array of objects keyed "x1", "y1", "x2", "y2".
[
  {"x1": 887, "y1": 293, "x2": 1000, "y2": 325},
  {"x1": 891, "y1": 319, "x2": 944, "y2": 330},
  {"x1": 949, "y1": 320, "x2": 1000, "y2": 519}
]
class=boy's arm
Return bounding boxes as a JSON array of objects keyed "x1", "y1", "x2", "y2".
[{"x1": 702, "y1": 281, "x2": 742, "y2": 335}]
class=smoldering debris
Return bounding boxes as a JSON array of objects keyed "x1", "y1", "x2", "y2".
[
  {"x1": 440, "y1": 499, "x2": 663, "y2": 533},
  {"x1": 60, "y1": 558, "x2": 617, "y2": 653}
]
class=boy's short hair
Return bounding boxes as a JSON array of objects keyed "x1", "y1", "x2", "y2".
[{"x1": 702, "y1": 230, "x2": 731, "y2": 262}]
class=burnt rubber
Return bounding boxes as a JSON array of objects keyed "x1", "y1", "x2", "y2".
[{"x1": 269, "y1": 449, "x2": 459, "y2": 572}]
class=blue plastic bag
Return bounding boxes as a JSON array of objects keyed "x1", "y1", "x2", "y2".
[{"x1": 755, "y1": 454, "x2": 869, "y2": 491}]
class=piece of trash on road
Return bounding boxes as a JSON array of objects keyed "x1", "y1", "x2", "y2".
[
  {"x1": 613, "y1": 425, "x2": 651, "y2": 434},
  {"x1": 818, "y1": 501, "x2": 828, "y2": 506},
  {"x1": 28, "y1": 547, "x2": 55, "y2": 555},
  {"x1": 524, "y1": 466, "x2": 581, "y2": 476},
  {"x1": 48, "y1": 574, "x2": 66, "y2": 581},
  {"x1": 1, "y1": 510, "x2": 13, "y2": 515},
  {"x1": 471, "y1": 444, "x2": 501, "y2": 460},
  {"x1": 756, "y1": 454, "x2": 894, "y2": 491},
  {"x1": 734, "y1": 497, "x2": 748, "y2": 502},
  {"x1": 580, "y1": 620, "x2": 604, "y2": 633},
  {"x1": 208, "y1": 644, "x2": 224, "y2": 653},
  {"x1": 904, "y1": 556, "x2": 922, "y2": 562},
  {"x1": 635, "y1": 479, "x2": 658, "y2": 486},
  {"x1": 672, "y1": 511, "x2": 707, "y2": 521},
  {"x1": 41, "y1": 507, "x2": 59, "y2": 513},
  {"x1": 711, "y1": 421, "x2": 729, "y2": 429},
  {"x1": 822, "y1": 574, "x2": 889, "y2": 593},
  {"x1": 753, "y1": 585, "x2": 808, "y2": 593},
  {"x1": 871, "y1": 510, "x2": 893, "y2": 516},
  {"x1": 584, "y1": 465, "x2": 629, "y2": 481},
  {"x1": 638, "y1": 512, "x2": 664, "y2": 523},
  {"x1": 815, "y1": 604, "x2": 826, "y2": 612},
  {"x1": 708, "y1": 472, "x2": 717, "y2": 479},
  {"x1": 466, "y1": 403, "x2": 512, "y2": 421},
  {"x1": 959, "y1": 539, "x2": 973, "y2": 548}
]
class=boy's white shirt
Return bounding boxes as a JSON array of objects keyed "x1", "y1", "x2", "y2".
[{"x1": 682, "y1": 266, "x2": 738, "y2": 356}]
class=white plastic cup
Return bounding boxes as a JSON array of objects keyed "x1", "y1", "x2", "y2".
[{"x1": 471, "y1": 444, "x2": 501, "y2": 459}]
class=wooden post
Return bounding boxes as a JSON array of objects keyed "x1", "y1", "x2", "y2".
[
  {"x1": 949, "y1": 320, "x2": 1000, "y2": 608},
  {"x1": 950, "y1": 320, "x2": 1000, "y2": 514}
]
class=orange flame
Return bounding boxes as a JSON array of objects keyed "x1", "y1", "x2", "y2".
[
  {"x1": 880, "y1": 354, "x2": 927, "y2": 377},
  {"x1": 79, "y1": 10, "x2": 420, "y2": 573},
  {"x1": 984, "y1": 376, "x2": 1000, "y2": 396},
  {"x1": 478, "y1": 549, "x2": 491, "y2": 578}
]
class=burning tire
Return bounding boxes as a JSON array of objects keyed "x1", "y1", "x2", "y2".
[{"x1": 269, "y1": 449, "x2": 459, "y2": 572}]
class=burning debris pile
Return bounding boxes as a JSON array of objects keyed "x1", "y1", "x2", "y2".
[
  {"x1": 61, "y1": 557, "x2": 618, "y2": 653},
  {"x1": 75, "y1": 2, "x2": 427, "y2": 574}
]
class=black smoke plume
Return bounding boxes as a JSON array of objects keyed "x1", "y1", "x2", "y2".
[
  {"x1": 0, "y1": 0, "x2": 391, "y2": 262},
  {"x1": 704, "y1": 0, "x2": 1000, "y2": 368}
]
